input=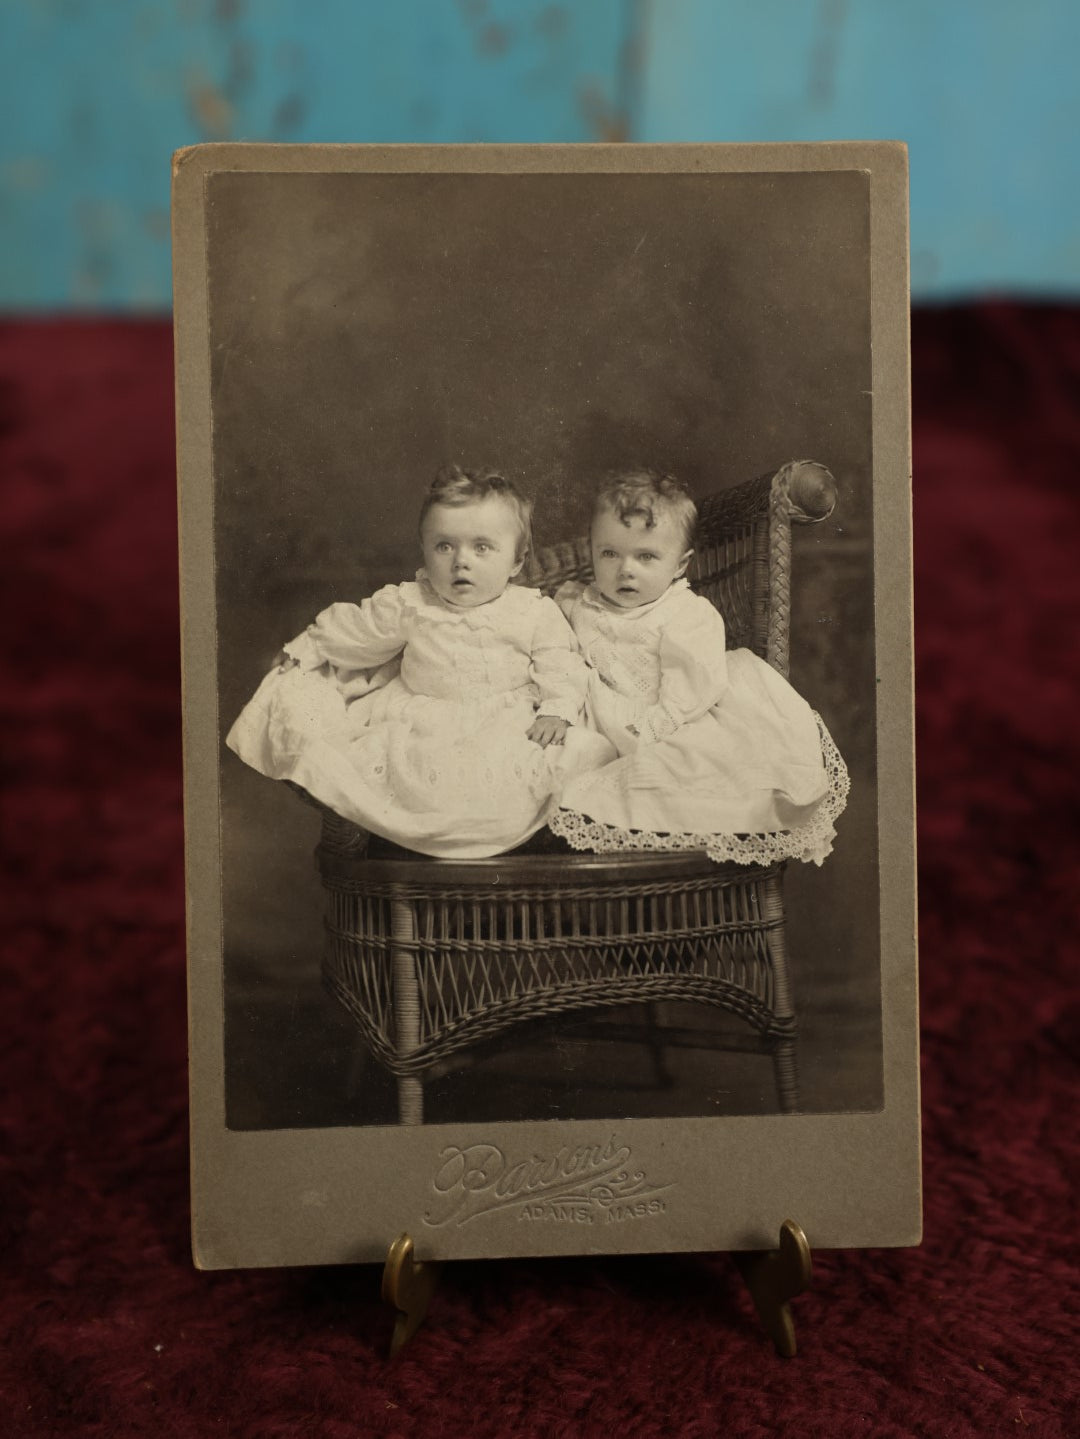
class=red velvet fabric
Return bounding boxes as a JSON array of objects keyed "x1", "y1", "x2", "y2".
[{"x1": 1, "y1": 308, "x2": 1077, "y2": 1437}]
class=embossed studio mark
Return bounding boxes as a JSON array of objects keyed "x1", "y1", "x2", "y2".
[{"x1": 423, "y1": 1136, "x2": 671, "y2": 1228}]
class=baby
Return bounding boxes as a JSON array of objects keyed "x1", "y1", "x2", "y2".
[
  {"x1": 549, "y1": 470, "x2": 849, "y2": 865},
  {"x1": 227, "y1": 466, "x2": 614, "y2": 858}
]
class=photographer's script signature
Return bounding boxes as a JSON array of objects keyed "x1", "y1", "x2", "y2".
[{"x1": 424, "y1": 1136, "x2": 671, "y2": 1227}]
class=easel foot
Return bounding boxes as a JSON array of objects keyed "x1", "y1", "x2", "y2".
[
  {"x1": 381, "y1": 1233, "x2": 443, "y2": 1357},
  {"x1": 734, "y1": 1219, "x2": 812, "y2": 1357}
]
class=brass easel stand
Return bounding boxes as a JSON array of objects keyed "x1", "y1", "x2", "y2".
[
  {"x1": 381, "y1": 1221, "x2": 812, "y2": 1359},
  {"x1": 734, "y1": 1220, "x2": 813, "y2": 1357},
  {"x1": 381, "y1": 1233, "x2": 443, "y2": 1358}
]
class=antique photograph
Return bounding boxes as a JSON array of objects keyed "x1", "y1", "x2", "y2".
[
  {"x1": 210, "y1": 160, "x2": 876, "y2": 1131},
  {"x1": 176, "y1": 143, "x2": 918, "y2": 1265}
]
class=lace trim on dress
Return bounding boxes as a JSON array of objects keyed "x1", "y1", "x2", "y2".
[{"x1": 548, "y1": 713, "x2": 851, "y2": 867}]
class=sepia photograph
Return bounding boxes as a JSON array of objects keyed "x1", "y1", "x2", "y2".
[{"x1": 176, "y1": 143, "x2": 918, "y2": 1265}]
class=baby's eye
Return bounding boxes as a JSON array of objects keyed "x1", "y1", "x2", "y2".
[
  {"x1": 435, "y1": 541, "x2": 452, "y2": 553},
  {"x1": 601, "y1": 549, "x2": 617, "y2": 559},
  {"x1": 639, "y1": 553, "x2": 658, "y2": 562},
  {"x1": 475, "y1": 543, "x2": 490, "y2": 554}
]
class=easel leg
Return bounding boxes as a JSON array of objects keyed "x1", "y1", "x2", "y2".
[
  {"x1": 381, "y1": 1233, "x2": 443, "y2": 1358},
  {"x1": 734, "y1": 1220, "x2": 812, "y2": 1357}
]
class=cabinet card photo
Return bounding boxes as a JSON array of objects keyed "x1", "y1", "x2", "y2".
[{"x1": 174, "y1": 142, "x2": 919, "y2": 1268}]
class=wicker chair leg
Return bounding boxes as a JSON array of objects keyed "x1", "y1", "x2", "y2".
[
  {"x1": 762, "y1": 870, "x2": 801, "y2": 1114},
  {"x1": 773, "y1": 1038, "x2": 800, "y2": 1115},
  {"x1": 644, "y1": 1002, "x2": 674, "y2": 1090},
  {"x1": 396, "y1": 1075, "x2": 423, "y2": 1127},
  {"x1": 391, "y1": 895, "x2": 424, "y2": 1126}
]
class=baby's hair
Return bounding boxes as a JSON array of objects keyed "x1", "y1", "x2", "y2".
[
  {"x1": 593, "y1": 469, "x2": 697, "y2": 551},
  {"x1": 419, "y1": 464, "x2": 534, "y2": 562}
]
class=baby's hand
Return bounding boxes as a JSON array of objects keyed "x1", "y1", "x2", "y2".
[{"x1": 528, "y1": 714, "x2": 569, "y2": 748}]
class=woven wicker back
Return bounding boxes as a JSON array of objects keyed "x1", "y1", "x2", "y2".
[
  {"x1": 527, "y1": 471, "x2": 779, "y2": 664},
  {"x1": 527, "y1": 534, "x2": 595, "y2": 597},
  {"x1": 687, "y1": 472, "x2": 780, "y2": 660}
]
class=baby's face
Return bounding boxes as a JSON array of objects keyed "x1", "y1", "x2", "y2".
[
  {"x1": 421, "y1": 496, "x2": 525, "y2": 608},
  {"x1": 591, "y1": 507, "x2": 692, "y2": 609}
]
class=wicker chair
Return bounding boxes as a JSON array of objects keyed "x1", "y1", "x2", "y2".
[{"x1": 314, "y1": 461, "x2": 838, "y2": 1124}]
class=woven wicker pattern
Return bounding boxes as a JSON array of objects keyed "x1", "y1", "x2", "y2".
[
  {"x1": 322, "y1": 864, "x2": 793, "y2": 1079},
  {"x1": 315, "y1": 463, "x2": 837, "y2": 1121}
]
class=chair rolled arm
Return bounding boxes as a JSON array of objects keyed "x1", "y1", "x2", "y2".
[
  {"x1": 786, "y1": 461, "x2": 837, "y2": 525},
  {"x1": 696, "y1": 461, "x2": 835, "y2": 541}
]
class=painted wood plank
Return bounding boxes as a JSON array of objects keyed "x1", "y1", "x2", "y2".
[
  {"x1": 1, "y1": 0, "x2": 633, "y2": 308},
  {"x1": 637, "y1": 0, "x2": 1080, "y2": 296}
]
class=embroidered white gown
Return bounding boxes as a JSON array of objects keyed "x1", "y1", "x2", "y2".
[
  {"x1": 226, "y1": 575, "x2": 615, "y2": 858},
  {"x1": 548, "y1": 580, "x2": 849, "y2": 865}
]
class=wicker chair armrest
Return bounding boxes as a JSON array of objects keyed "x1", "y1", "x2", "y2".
[{"x1": 696, "y1": 460, "x2": 836, "y2": 546}]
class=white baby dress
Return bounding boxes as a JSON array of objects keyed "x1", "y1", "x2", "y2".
[
  {"x1": 226, "y1": 574, "x2": 614, "y2": 858},
  {"x1": 548, "y1": 579, "x2": 849, "y2": 865}
]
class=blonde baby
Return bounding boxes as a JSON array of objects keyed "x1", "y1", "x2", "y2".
[
  {"x1": 549, "y1": 470, "x2": 848, "y2": 864},
  {"x1": 227, "y1": 466, "x2": 613, "y2": 857}
]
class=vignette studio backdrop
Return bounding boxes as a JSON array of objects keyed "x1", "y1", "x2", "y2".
[{"x1": 212, "y1": 168, "x2": 880, "y2": 1129}]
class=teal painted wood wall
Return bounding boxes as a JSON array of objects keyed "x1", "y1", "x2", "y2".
[{"x1": 2, "y1": 0, "x2": 1077, "y2": 308}]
